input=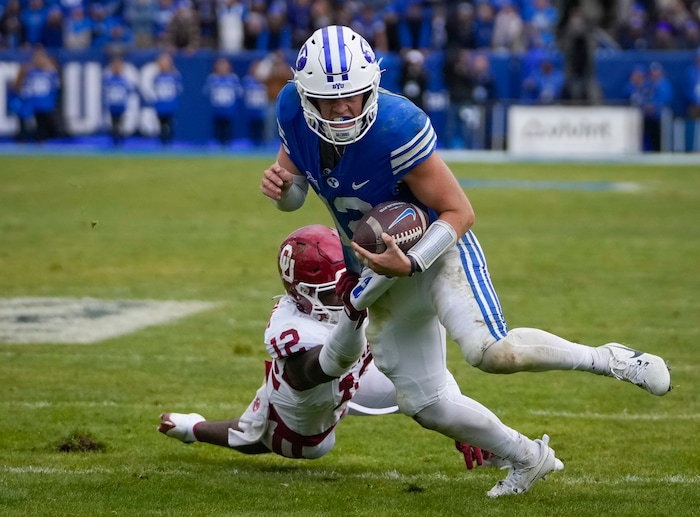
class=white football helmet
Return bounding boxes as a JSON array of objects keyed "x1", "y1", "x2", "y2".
[{"x1": 294, "y1": 25, "x2": 382, "y2": 144}]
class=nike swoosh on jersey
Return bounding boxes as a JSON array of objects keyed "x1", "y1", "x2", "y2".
[{"x1": 352, "y1": 180, "x2": 370, "y2": 190}]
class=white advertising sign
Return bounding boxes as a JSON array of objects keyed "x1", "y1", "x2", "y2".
[{"x1": 508, "y1": 105, "x2": 642, "y2": 156}]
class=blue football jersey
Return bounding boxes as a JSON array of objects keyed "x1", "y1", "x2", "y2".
[
  {"x1": 203, "y1": 73, "x2": 241, "y2": 117},
  {"x1": 103, "y1": 73, "x2": 134, "y2": 115},
  {"x1": 153, "y1": 71, "x2": 183, "y2": 115},
  {"x1": 277, "y1": 82, "x2": 438, "y2": 272}
]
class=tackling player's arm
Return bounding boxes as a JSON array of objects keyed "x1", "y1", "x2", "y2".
[
  {"x1": 282, "y1": 276, "x2": 368, "y2": 391},
  {"x1": 352, "y1": 152, "x2": 475, "y2": 276}
]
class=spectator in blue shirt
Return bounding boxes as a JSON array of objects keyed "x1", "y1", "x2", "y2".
[
  {"x1": 153, "y1": 0, "x2": 177, "y2": 45},
  {"x1": 102, "y1": 55, "x2": 134, "y2": 146},
  {"x1": 9, "y1": 62, "x2": 35, "y2": 142},
  {"x1": 241, "y1": 60, "x2": 268, "y2": 147},
  {"x1": 90, "y1": 3, "x2": 118, "y2": 49},
  {"x1": 24, "y1": 48, "x2": 61, "y2": 142},
  {"x1": 63, "y1": 5, "x2": 92, "y2": 49},
  {"x1": 40, "y1": 6, "x2": 63, "y2": 49},
  {"x1": 685, "y1": 48, "x2": 700, "y2": 118},
  {"x1": 203, "y1": 57, "x2": 242, "y2": 147},
  {"x1": 396, "y1": 0, "x2": 432, "y2": 51},
  {"x1": 152, "y1": 52, "x2": 182, "y2": 146},
  {"x1": 523, "y1": 0, "x2": 558, "y2": 49},
  {"x1": 521, "y1": 57, "x2": 564, "y2": 104},
  {"x1": 21, "y1": 0, "x2": 48, "y2": 47},
  {"x1": 644, "y1": 61, "x2": 673, "y2": 151},
  {"x1": 474, "y1": 0, "x2": 496, "y2": 49},
  {"x1": 622, "y1": 65, "x2": 649, "y2": 109},
  {"x1": 125, "y1": 0, "x2": 156, "y2": 49}
]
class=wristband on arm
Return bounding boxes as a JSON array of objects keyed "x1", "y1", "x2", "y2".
[
  {"x1": 272, "y1": 174, "x2": 309, "y2": 211},
  {"x1": 406, "y1": 219, "x2": 458, "y2": 273}
]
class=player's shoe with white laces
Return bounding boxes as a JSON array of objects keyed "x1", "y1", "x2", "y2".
[
  {"x1": 486, "y1": 434, "x2": 564, "y2": 498},
  {"x1": 601, "y1": 343, "x2": 672, "y2": 396},
  {"x1": 158, "y1": 413, "x2": 205, "y2": 443}
]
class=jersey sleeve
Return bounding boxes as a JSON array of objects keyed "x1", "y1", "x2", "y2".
[{"x1": 381, "y1": 91, "x2": 438, "y2": 180}]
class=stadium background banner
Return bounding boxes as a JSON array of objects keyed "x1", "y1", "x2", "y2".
[
  {"x1": 507, "y1": 106, "x2": 643, "y2": 156},
  {"x1": 0, "y1": 49, "x2": 696, "y2": 144}
]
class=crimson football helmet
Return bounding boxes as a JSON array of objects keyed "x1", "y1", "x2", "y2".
[{"x1": 278, "y1": 225, "x2": 345, "y2": 322}]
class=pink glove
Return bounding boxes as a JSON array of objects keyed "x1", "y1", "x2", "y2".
[
  {"x1": 336, "y1": 271, "x2": 368, "y2": 323},
  {"x1": 455, "y1": 441, "x2": 493, "y2": 470}
]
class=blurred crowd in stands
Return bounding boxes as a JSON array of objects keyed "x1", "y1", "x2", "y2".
[
  {"x1": 2, "y1": 0, "x2": 700, "y2": 54},
  {"x1": 2, "y1": 0, "x2": 700, "y2": 150}
]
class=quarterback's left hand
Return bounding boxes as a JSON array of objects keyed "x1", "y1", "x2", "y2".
[{"x1": 351, "y1": 233, "x2": 413, "y2": 277}]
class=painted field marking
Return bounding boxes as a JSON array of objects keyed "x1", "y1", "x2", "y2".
[
  {"x1": 530, "y1": 410, "x2": 700, "y2": 420},
  {"x1": 458, "y1": 178, "x2": 643, "y2": 192},
  {"x1": 2, "y1": 466, "x2": 698, "y2": 486},
  {"x1": 0, "y1": 297, "x2": 221, "y2": 344}
]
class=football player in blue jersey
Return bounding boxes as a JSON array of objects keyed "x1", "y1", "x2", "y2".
[{"x1": 260, "y1": 25, "x2": 671, "y2": 497}]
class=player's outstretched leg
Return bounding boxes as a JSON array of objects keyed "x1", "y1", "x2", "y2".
[
  {"x1": 158, "y1": 413, "x2": 205, "y2": 443},
  {"x1": 487, "y1": 434, "x2": 564, "y2": 498},
  {"x1": 477, "y1": 328, "x2": 672, "y2": 396},
  {"x1": 600, "y1": 343, "x2": 672, "y2": 396}
]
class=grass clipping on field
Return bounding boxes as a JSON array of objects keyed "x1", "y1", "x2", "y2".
[{"x1": 57, "y1": 432, "x2": 107, "y2": 453}]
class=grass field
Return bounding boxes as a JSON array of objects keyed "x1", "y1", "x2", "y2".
[{"x1": 1, "y1": 155, "x2": 698, "y2": 516}]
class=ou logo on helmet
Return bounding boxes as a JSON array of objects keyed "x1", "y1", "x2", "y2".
[{"x1": 279, "y1": 244, "x2": 295, "y2": 283}]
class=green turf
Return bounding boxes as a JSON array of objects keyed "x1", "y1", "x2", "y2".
[{"x1": 1, "y1": 156, "x2": 698, "y2": 516}]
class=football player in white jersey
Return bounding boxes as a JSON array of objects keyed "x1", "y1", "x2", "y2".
[
  {"x1": 260, "y1": 25, "x2": 672, "y2": 496},
  {"x1": 160, "y1": 224, "x2": 496, "y2": 467},
  {"x1": 159, "y1": 225, "x2": 401, "y2": 459}
]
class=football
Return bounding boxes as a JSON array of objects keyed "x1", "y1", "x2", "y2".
[{"x1": 353, "y1": 201, "x2": 429, "y2": 254}]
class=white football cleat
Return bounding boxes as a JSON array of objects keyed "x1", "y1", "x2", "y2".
[
  {"x1": 158, "y1": 413, "x2": 205, "y2": 443},
  {"x1": 601, "y1": 343, "x2": 672, "y2": 396},
  {"x1": 487, "y1": 434, "x2": 564, "y2": 498}
]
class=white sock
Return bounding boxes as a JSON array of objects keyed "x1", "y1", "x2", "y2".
[{"x1": 480, "y1": 327, "x2": 609, "y2": 374}]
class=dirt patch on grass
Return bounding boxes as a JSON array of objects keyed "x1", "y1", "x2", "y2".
[{"x1": 57, "y1": 432, "x2": 106, "y2": 453}]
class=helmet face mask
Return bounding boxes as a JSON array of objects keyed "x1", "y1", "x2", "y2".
[
  {"x1": 294, "y1": 25, "x2": 381, "y2": 144},
  {"x1": 278, "y1": 225, "x2": 346, "y2": 323}
]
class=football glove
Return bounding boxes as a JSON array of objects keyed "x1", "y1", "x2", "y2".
[
  {"x1": 336, "y1": 270, "x2": 368, "y2": 324},
  {"x1": 455, "y1": 441, "x2": 493, "y2": 470}
]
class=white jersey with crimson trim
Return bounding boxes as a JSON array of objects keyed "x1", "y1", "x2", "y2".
[{"x1": 260, "y1": 295, "x2": 373, "y2": 458}]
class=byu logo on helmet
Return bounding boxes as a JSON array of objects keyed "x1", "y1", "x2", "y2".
[
  {"x1": 296, "y1": 44, "x2": 308, "y2": 71},
  {"x1": 360, "y1": 38, "x2": 375, "y2": 64}
]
